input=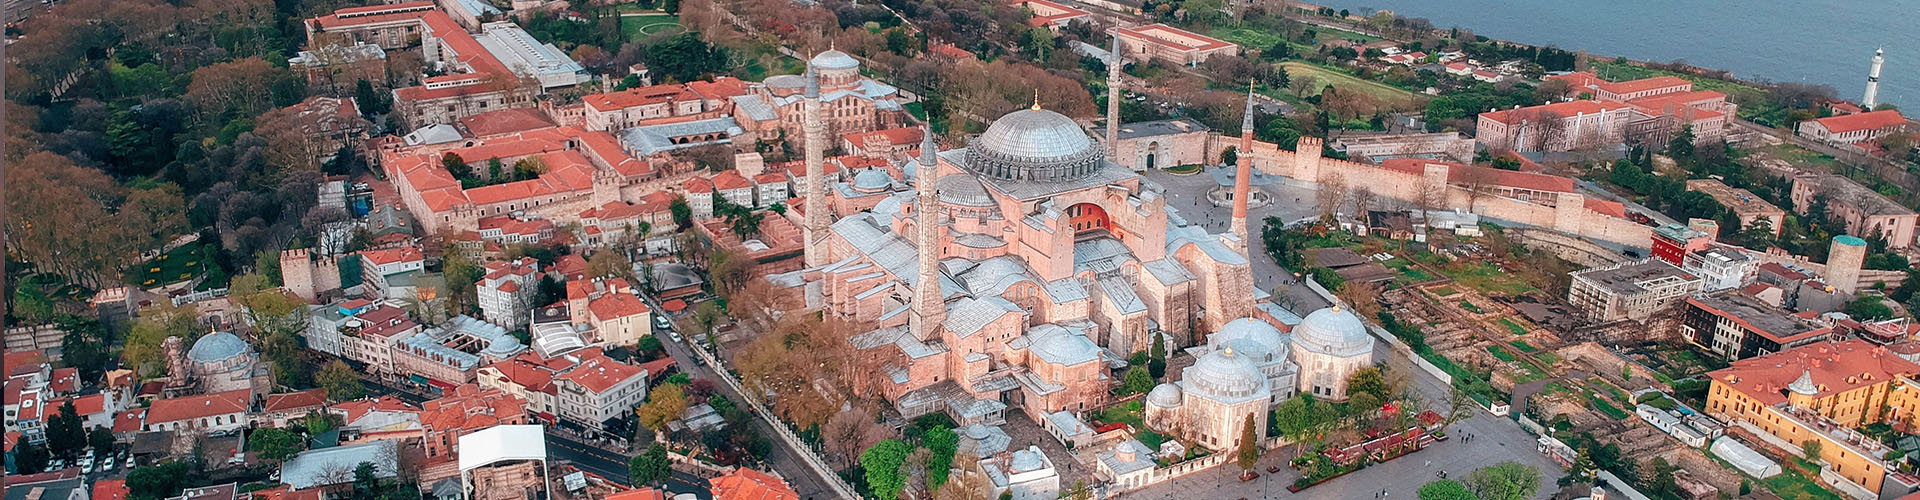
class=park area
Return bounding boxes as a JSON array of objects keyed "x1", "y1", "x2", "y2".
[
  {"x1": 1278, "y1": 62, "x2": 1421, "y2": 109},
  {"x1": 620, "y1": 13, "x2": 683, "y2": 41}
]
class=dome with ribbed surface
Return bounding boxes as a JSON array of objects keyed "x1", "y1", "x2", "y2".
[
  {"x1": 1294, "y1": 307, "x2": 1373, "y2": 358},
  {"x1": 188, "y1": 331, "x2": 249, "y2": 363},
  {"x1": 809, "y1": 50, "x2": 860, "y2": 71},
  {"x1": 965, "y1": 107, "x2": 1105, "y2": 182},
  {"x1": 852, "y1": 168, "x2": 893, "y2": 192},
  {"x1": 937, "y1": 174, "x2": 993, "y2": 207},
  {"x1": 1183, "y1": 348, "x2": 1266, "y2": 402}
]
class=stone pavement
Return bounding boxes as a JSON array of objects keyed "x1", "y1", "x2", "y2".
[{"x1": 1144, "y1": 168, "x2": 1330, "y2": 312}]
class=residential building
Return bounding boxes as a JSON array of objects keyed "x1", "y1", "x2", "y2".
[
  {"x1": 554, "y1": 352, "x2": 648, "y2": 429},
  {"x1": 568, "y1": 279, "x2": 652, "y2": 346},
  {"x1": 306, "y1": 299, "x2": 380, "y2": 357},
  {"x1": 418, "y1": 384, "x2": 528, "y2": 464},
  {"x1": 1682, "y1": 247, "x2": 1757, "y2": 292},
  {"x1": 1115, "y1": 24, "x2": 1238, "y2": 66},
  {"x1": 476, "y1": 215, "x2": 557, "y2": 245},
  {"x1": 1686, "y1": 179, "x2": 1785, "y2": 237},
  {"x1": 841, "y1": 127, "x2": 924, "y2": 159},
  {"x1": 708, "y1": 468, "x2": 798, "y2": 500},
  {"x1": 341, "y1": 304, "x2": 424, "y2": 379},
  {"x1": 259, "y1": 389, "x2": 329, "y2": 428},
  {"x1": 7, "y1": 477, "x2": 88, "y2": 500},
  {"x1": 144, "y1": 389, "x2": 250, "y2": 434},
  {"x1": 1567, "y1": 259, "x2": 1703, "y2": 323},
  {"x1": 359, "y1": 246, "x2": 427, "y2": 298},
  {"x1": 1791, "y1": 172, "x2": 1918, "y2": 248},
  {"x1": 580, "y1": 80, "x2": 742, "y2": 132},
  {"x1": 1651, "y1": 223, "x2": 1714, "y2": 266},
  {"x1": 1685, "y1": 290, "x2": 1835, "y2": 360},
  {"x1": 477, "y1": 258, "x2": 540, "y2": 327},
  {"x1": 1017, "y1": 0, "x2": 1090, "y2": 30},
  {"x1": 476, "y1": 353, "x2": 566, "y2": 423},
  {"x1": 1796, "y1": 110, "x2": 1908, "y2": 151},
  {"x1": 1705, "y1": 339, "x2": 1920, "y2": 496}
]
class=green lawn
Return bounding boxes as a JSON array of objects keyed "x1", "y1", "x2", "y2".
[
  {"x1": 1487, "y1": 345, "x2": 1517, "y2": 362},
  {"x1": 1535, "y1": 352, "x2": 1561, "y2": 365},
  {"x1": 1382, "y1": 257, "x2": 1433, "y2": 283},
  {"x1": 1499, "y1": 318, "x2": 1529, "y2": 336},
  {"x1": 1762, "y1": 467, "x2": 1848, "y2": 500},
  {"x1": 1508, "y1": 340, "x2": 1538, "y2": 353},
  {"x1": 1460, "y1": 301, "x2": 1483, "y2": 313},
  {"x1": 1587, "y1": 392, "x2": 1630, "y2": 419},
  {"x1": 1098, "y1": 400, "x2": 1145, "y2": 429},
  {"x1": 126, "y1": 242, "x2": 209, "y2": 287},
  {"x1": 1755, "y1": 143, "x2": 1840, "y2": 170},
  {"x1": 1164, "y1": 164, "x2": 1204, "y2": 175},
  {"x1": 1438, "y1": 262, "x2": 1538, "y2": 296},
  {"x1": 1429, "y1": 286, "x2": 1457, "y2": 296},
  {"x1": 620, "y1": 14, "x2": 683, "y2": 41},
  {"x1": 1279, "y1": 62, "x2": 1420, "y2": 108}
]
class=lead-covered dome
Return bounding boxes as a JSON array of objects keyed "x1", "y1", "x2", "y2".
[
  {"x1": 852, "y1": 168, "x2": 893, "y2": 192},
  {"x1": 937, "y1": 174, "x2": 993, "y2": 207},
  {"x1": 188, "y1": 331, "x2": 250, "y2": 363},
  {"x1": 1146, "y1": 383, "x2": 1182, "y2": 408},
  {"x1": 1294, "y1": 306, "x2": 1373, "y2": 358},
  {"x1": 1184, "y1": 348, "x2": 1266, "y2": 402},
  {"x1": 1209, "y1": 318, "x2": 1288, "y2": 363},
  {"x1": 809, "y1": 50, "x2": 860, "y2": 71},
  {"x1": 966, "y1": 107, "x2": 1105, "y2": 182}
]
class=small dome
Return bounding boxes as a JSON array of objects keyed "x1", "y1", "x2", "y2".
[
  {"x1": 1295, "y1": 306, "x2": 1373, "y2": 358},
  {"x1": 1789, "y1": 369, "x2": 1818, "y2": 396},
  {"x1": 965, "y1": 107, "x2": 1105, "y2": 182},
  {"x1": 1184, "y1": 348, "x2": 1265, "y2": 400},
  {"x1": 809, "y1": 50, "x2": 860, "y2": 71},
  {"x1": 188, "y1": 332, "x2": 250, "y2": 363},
  {"x1": 965, "y1": 424, "x2": 992, "y2": 440},
  {"x1": 852, "y1": 168, "x2": 893, "y2": 192},
  {"x1": 1147, "y1": 383, "x2": 1182, "y2": 408},
  {"x1": 1209, "y1": 318, "x2": 1288, "y2": 362}
]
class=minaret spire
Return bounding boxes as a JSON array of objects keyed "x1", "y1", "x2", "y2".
[
  {"x1": 1230, "y1": 81, "x2": 1256, "y2": 251},
  {"x1": 911, "y1": 126, "x2": 945, "y2": 341},
  {"x1": 1105, "y1": 30, "x2": 1123, "y2": 164},
  {"x1": 802, "y1": 65, "x2": 829, "y2": 268}
]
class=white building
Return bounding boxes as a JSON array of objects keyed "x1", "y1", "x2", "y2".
[
  {"x1": 477, "y1": 257, "x2": 540, "y2": 328},
  {"x1": 1795, "y1": 110, "x2": 1907, "y2": 150},
  {"x1": 1094, "y1": 439, "x2": 1157, "y2": 492},
  {"x1": 143, "y1": 389, "x2": 251, "y2": 435},
  {"x1": 1567, "y1": 259, "x2": 1704, "y2": 322},
  {"x1": 554, "y1": 353, "x2": 648, "y2": 429},
  {"x1": 993, "y1": 446, "x2": 1060, "y2": 500},
  {"x1": 1682, "y1": 247, "x2": 1756, "y2": 292},
  {"x1": 472, "y1": 22, "x2": 590, "y2": 89},
  {"x1": 1146, "y1": 307, "x2": 1374, "y2": 452},
  {"x1": 1290, "y1": 307, "x2": 1377, "y2": 401}
]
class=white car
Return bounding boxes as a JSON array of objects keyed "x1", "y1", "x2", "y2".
[
  {"x1": 78, "y1": 457, "x2": 94, "y2": 473},
  {"x1": 654, "y1": 316, "x2": 672, "y2": 330},
  {"x1": 101, "y1": 456, "x2": 115, "y2": 471},
  {"x1": 667, "y1": 331, "x2": 682, "y2": 343}
]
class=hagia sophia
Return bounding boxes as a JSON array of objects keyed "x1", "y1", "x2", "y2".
[{"x1": 770, "y1": 52, "x2": 1376, "y2": 453}]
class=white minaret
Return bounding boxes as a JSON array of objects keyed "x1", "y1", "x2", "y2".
[
  {"x1": 1863, "y1": 48, "x2": 1885, "y2": 109},
  {"x1": 1106, "y1": 30, "x2": 1123, "y2": 162},
  {"x1": 802, "y1": 66, "x2": 829, "y2": 269},
  {"x1": 910, "y1": 127, "x2": 944, "y2": 341}
]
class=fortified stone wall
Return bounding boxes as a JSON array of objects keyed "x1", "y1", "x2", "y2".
[{"x1": 1510, "y1": 229, "x2": 1635, "y2": 268}]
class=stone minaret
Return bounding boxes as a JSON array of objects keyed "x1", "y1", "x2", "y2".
[
  {"x1": 1864, "y1": 48, "x2": 1885, "y2": 109},
  {"x1": 911, "y1": 127, "x2": 945, "y2": 341},
  {"x1": 802, "y1": 66, "x2": 829, "y2": 268},
  {"x1": 1106, "y1": 31, "x2": 1123, "y2": 162},
  {"x1": 1230, "y1": 84, "x2": 1256, "y2": 250}
]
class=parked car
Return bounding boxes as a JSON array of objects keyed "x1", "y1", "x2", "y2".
[
  {"x1": 654, "y1": 316, "x2": 672, "y2": 330},
  {"x1": 78, "y1": 457, "x2": 94, "y2": 473},
  {"x1": 101, "y1": 456, "x2": 115, "y2": 471}
]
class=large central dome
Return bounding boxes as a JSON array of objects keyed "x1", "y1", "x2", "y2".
[{"x1": 966, "y1": 107, "x2": 1105, "y2": 182}]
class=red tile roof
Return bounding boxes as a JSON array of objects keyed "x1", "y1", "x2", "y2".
[
  {"x1": 95, "y1": 479, "x2": 129, "y2": 500},
  {"x1": 49, "y1": 393, "x2": 108, "y2": 417},
  {"x1": 842, "y1": 127, "x2": 923, "y2": 152},
  {"x1": 1596, "y1": 76, "x2": 1691, "y2": 96},
  {"x1": 8, "y1": 351, "x2": 47, "y2": 376},
  {"x1": 560, "y1": 356, "x2": 644, "y2": 394},
  {"x1": 250, "y1": 486, "x2": 324, "y2": 500},
  {"x1": 1379, "y1": 159, "x2": 1577, "y2": 193},
  {"x1": 712, "y1": 170, "x2": 752, "y2": 191},
  {"x1": 1477, "y1": 100, "x2": 1635, "y2": 125},
  {"x1": 419, "y1": 385, "x2": 527, "y2": 434},
  {"x1": 113, "y1": 409, "x2": 146, "y2": 433},
  {"x1": 709, "y1": 468, "x2": 799, "y2": 500},
  {"x1": 331, "y1": 395, "x2": 421, "y2": 423},
  {"x1": 553, "y1": 254, "x2": 589, "y2": 279},
  {"x1": 1545, "y1": 72, "x2": 1601, "y2": 90},
  {"x1": 49, "y1": 367, "x2": 77, "y2": 393},
  {"x1": 360, "y1": 246, "x2": 425, "y2": 266},
  {"x1": 1583, "y1": 198, "x2": 1626, "y2": 218},
  {"x1": 684, "y1": 176, "x2": 715, "y2": 193},
  {"x1": 685, "y1": 77, "x2": 753, "y2": 101},
  {"x1": 1807, "y1": 109, "x2": 1907, "y2": 134},
  {"x1": 583, "y1": 84, "x2": 702, "y2": 112},
  {"x1": 1116, "y1": 24, "x2": 1235, "y2": 51},
  {"x1": 146, "y1": 389, "x2": 250, "y2": 424},
  {"x1": 484, "y1": 355, "x2": 559, "y2": 393},
  {"x1": 356, "y1": 305, "x2": 421, "y2": 338},
  {"x1": 606, "y1": 489, "x2": 667, "y2": 500},
  {"x1": 1710, "y1": 339, "x2": 1920, "y2": 407},
  {"x1": 636, "y1": 357, "x2": 677, "y2": 382},
  {"x1": 461, "y1": 108, "x2": 558, "y2": 138},
  {"x1": 263, "y1": 389, "x2": 329, "y2": 413},
  {"x1": 588, "y1": 293, "x2": 651, "y2": 321}
]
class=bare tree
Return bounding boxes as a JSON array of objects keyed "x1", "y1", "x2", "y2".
[
  {"x1": 1316, "y1": 170, "x2": 1349, "y2": 223},
  {"x1": 1457, "y1": 164, "x2": 1500, "y2": 212},
  {"x1": 1290, "y1": 76, "x2": 1319, "y2": 98},
  {"x1": 1351, "y1": 186, "x2": 1377, "y2": 217}
]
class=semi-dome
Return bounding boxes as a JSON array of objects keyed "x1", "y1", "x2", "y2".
[
  {"x1": 852, "y1": 168, "x2": 893, "y2": 192},
  {"x1": 809, "y1": 50, "x2": 860, "y2": 71},
  {"x1": 965, "y1": 106, "x2": 1105, "y2": 182},
  {"x1": 1147, "y1": 383, "x2": 1183, "y2": 408},
  {"x1": 188, "y1": 331, "x2": 250, "y2": 363},
  {"x1": 1209, "y1": 318, "x2": 1288, "y2": 362},
  {"x1": 1295, "y1": 306, "x2": 1373, "y2": 358},
  {"x1": 1184, "y1": 348, "x2": 1265, "y2": 401},
  {"x1": 936, "y1": 174, "x2": 994, "y2": 207}
]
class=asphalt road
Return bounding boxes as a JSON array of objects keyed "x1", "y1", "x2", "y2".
[{"x1": 547, "y1": 431, "x2": 713, "y2": 499}]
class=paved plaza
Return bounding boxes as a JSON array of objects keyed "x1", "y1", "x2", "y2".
[{"x1": 1144, "y1": 167, "x2": 1330, "y2": 312}]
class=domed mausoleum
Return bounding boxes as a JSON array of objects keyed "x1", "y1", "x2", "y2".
[
  {"x1": 1144, "y1": 306, "x2": 1373, "y2": 451},
  {"x1": 1292, "y1": 306, "x2": 1376, "y2": 401},
  {"x1": 188, "y1": 330, "x2": 268, "y2": 394}
]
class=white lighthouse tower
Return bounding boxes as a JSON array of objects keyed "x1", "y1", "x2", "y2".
[{"x1": 1863, "y1": 48, "x2": 1885, "y2": 109}]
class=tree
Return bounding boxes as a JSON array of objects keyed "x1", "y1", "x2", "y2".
[
  {"x1": 861, "y1": 440, "x2": 913, "y2": 500},
  {"x1": 1347, "y1": 366, "x2": 1389, "y2": 400},
  {"x1": 1316, "y1": 170, "x2": 1348, "y2": 223},
  {"x1": 90, "y1": 427, "x2": 116, "y2": 457},
  {"x1": 630, "y1": 443, "x2": 671, "y2": 486},
  {"x1": 1442, "y1": 385, "x2": 1478, "y2": 432},
  {"x1": 1236, "y1": 413, "x2": 1260, "y2": 471},
  {"x1": 1802, "y1": 439, "x2": 1824, "y2": 460},
  {"x1": 1221, "y1": 146, "x2": 1238, "y2": 166},
  {"x1": 637, "y1": 383, "x2": 689, "y2": 431},
  {"x1": 1416, "y1": 479, "x2": 1476, "y2": 500},
  {"x1": 123, "y1": 302, "x2": 202, "y2": 377},
  {"x1": 14, "y1": 435, "x2": 49, "y2": 474},
  {"x1": 669, "y1": 196, "x2": 692, "y2": 228},
  {"x1": 1465, "y1": 460, "x2": 1543, "y2": 500},
  {"x1": 823, "y1": 408, "x2": 889, "y2": 468},
  {"x1": 318, "y1": 360, "x2": 366, "y2": 400},
  {"x1": 1149, "y1": 331, "x2": 1168, "y2": 378},
  {"x1": 127, "y1": 461, "x2": 191, "y2": 500},
  {"x1": 248, "y1": 428, "x2": 304, "y2": 461},
  {"x1": 1846, "y1": 295, "x2": 1895, "y2": 321},
  {"x1": 58, "y1": 316, "x2": 112, "y2": 383},
  {"x1": 924, "y1": 425, "x2": 959, "y2": 490},
  {"x1": 1122, "y1": 366, "x2": 1154, "y2": 395},
  {"x1": 47, "y1": 399, "x2": 86, "y2": 458},
  {"x1": 1668, "y1": 125, "x2": 1696, "y2": 163}
]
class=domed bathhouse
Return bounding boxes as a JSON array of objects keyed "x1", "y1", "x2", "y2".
[
  {"x1": 187, "y1": 330, "x2": 272, "y2": 395},
  {"x1": 1143, "y1": 305, "x2": 1374, "y2": 451},
  {"x1": 778, "y1": 88, "x2": 1275, "y2": 428}
]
